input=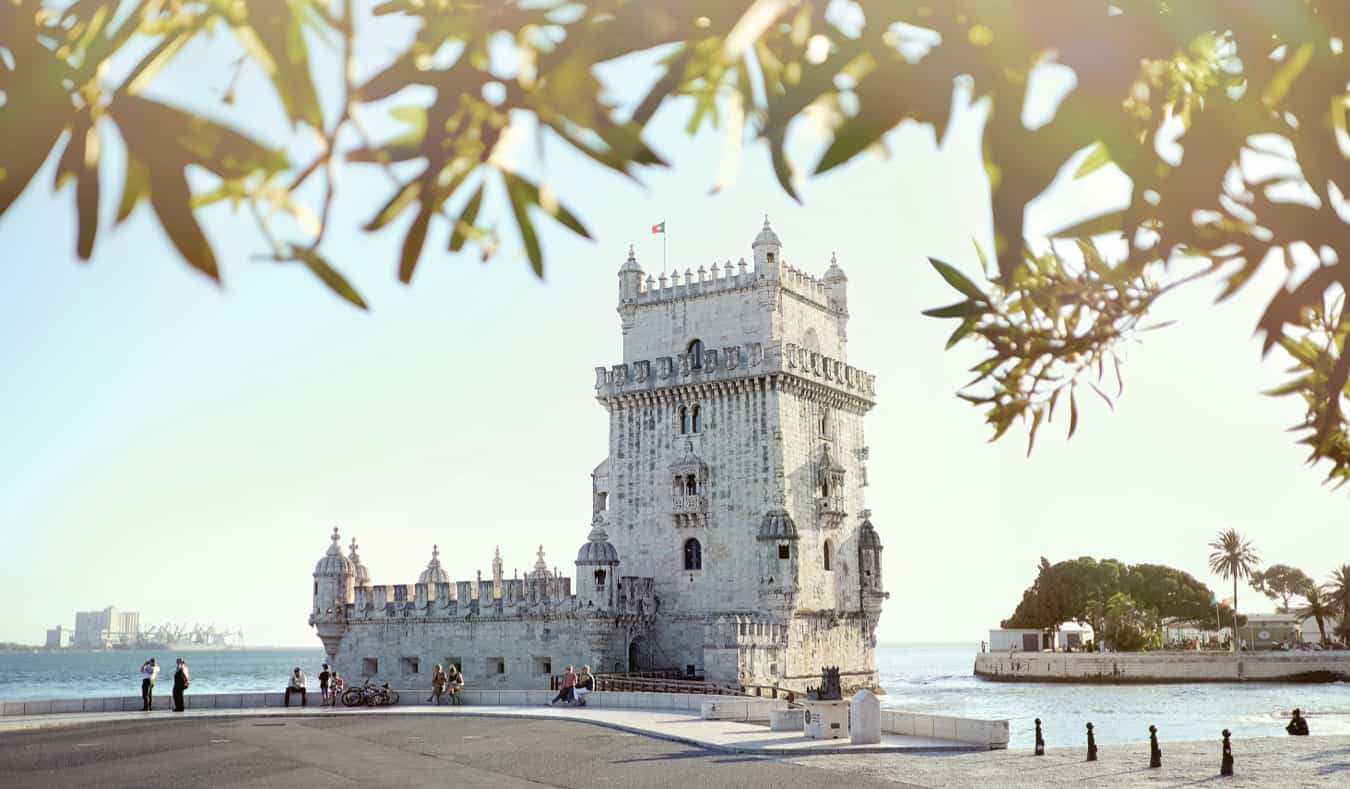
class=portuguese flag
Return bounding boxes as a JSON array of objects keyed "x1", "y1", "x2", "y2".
[{"x1": 651, "y1": 221, "x2": 665, "y2": 234}]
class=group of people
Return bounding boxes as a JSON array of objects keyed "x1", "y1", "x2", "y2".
[
  {"x1": 138, "y1": 657, "x2": 190, "y2": 712},
  {"x1": 286, "y1": 663, "x2": 351, "y2": 706},
  {"x1": 548, "y1": 665, "x2": 595, "y2": 706},
  {"x1": 428, "y1": 663, "x2": 464, "y2": 705}
]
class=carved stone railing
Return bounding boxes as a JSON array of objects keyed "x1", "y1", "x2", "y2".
[
  {"x1": 673, "y1": 494, "x2": 707, "y2": 514},
  {"x1": 816, "y1": 496, "x2": 846, "y2": 529},
  {"x1": 782, "y1": 342, "x2": 876, "y2": 398}
]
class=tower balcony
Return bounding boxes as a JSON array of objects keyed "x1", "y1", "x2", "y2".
[
  {"x1": 673, "y1": 495, "x2": 707, "y2": 528},
  {"x1": 816, "y1": 496, "x2": 846, "y2": 529}
]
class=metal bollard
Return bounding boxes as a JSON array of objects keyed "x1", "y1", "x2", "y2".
[
  {"x1": 1086, "y1": 722, "x2": 1097, "y2": 762},
  {"x1": 1220, "y1": 729, "x2": 1234, "y2": 776},
  {"x1": 1149, "y1": 725, "x2": 1162, "y2": 768},
  {"x1": 1034, "y1": 718, "x2": 1045, "y2": 756}
]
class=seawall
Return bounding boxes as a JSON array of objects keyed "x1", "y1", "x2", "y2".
[{"x1": 974, "y1": 651, "x2": 1350, "y2": 683}]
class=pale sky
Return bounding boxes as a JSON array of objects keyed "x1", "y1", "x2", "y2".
[{"x1": 2, "y1": 12, "x2": 1345, "y2": 647}]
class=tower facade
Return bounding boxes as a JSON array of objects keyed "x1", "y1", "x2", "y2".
[{"x1": 593, "y1": 218, "x2": 886, "y2": 690}]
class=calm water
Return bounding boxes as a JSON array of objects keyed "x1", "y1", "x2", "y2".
[{"x1": 4, "y1": 642, "x2": 1348, "y2": 744}]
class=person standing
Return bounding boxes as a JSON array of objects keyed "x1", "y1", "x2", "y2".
[
  {"x1": 318, "y1": 664, "x2": 331, "y2": 706},
  {"x1": 139, "y1": 658, "x2": 159, "y2": 711},
  {"x1": 172, "y1": 658, "x2": 189, "y2": 712},
  {"x1": 285, "y1": 667, "x2": 308, "y2": 707}
]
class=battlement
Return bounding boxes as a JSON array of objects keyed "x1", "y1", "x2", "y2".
[
  {"x1": 632, "y1": 259, "x2": 756, "y2": 305},
  {"x1": 341, "y1": 574, "x2": 657, "y2": 622},
  {"x1": 594, "y1": 342, "x2": 877, "y2": 402}
]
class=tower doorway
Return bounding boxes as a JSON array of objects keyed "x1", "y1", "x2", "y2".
[{"x1": 628, "y1": 638, "x2": 643, "y2": 671}]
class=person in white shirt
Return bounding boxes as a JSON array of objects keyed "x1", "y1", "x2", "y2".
[
  {"x1": 285, "y1": 667, "x2": 308, "y2": 707},
  {"x1": 140, "y1": 658, "x2": 160, "y2": 711}
]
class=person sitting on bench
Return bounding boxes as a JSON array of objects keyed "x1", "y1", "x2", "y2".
[
  {"x1": 574, "y1": 665, "x2": 595, "y2": 706},
  {"x1": 285, "y1": 667, "x2": 308, "y2": 707}
]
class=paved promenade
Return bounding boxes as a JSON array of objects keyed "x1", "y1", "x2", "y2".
[
  {"x1": 2, "y1": 703, "x2": 1347, "y2": 786},
  {"x1": 0, "y1": 703, "x2": 964, "y2": 754}
]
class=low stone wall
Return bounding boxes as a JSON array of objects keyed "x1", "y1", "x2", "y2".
[
  {"x1": 974, "y1": 651, "x2": 1350, "y2": 683},
  {"x1": 881, "y1": 709, "x2": 1009, "y2": 750}
]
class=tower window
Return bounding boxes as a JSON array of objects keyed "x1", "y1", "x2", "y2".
[
  {"x1": 691, "y1": 404, "x2": 701, "y2": 433},
  {"x1": 778, "y1": 544, "x2": 790, "y2": 560},
  {"x1": 594, "y1": 569, "x2": 607, "y2": 589},
  {"x1": 820, "y1": 410, "x2": 829, "y2": 436},
  {"x1": 688, "y1": 339, "x2": 704, "y2": 369},
  {"x1": 823, "y1": 540, "x2": 833, "y2": 572},
  {"x1": 679, "y1": 405, "x2": 689, "y2": 434},
  {"x1": 683, "y1": 538, "x2": 703, "y2": 571}
]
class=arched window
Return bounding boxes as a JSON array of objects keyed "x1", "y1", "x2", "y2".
[
  {"x1": 685, "y1": 474, "x2": 697, "y2": 495},
  {"x1": 691, "y1": 404, "x2": 701, "y2": 433},
  {"x1": 821, "y1": 477, "x2": 830, "y2": 497},
  {"x1": 594, "y1": 569, "x2": 607, "y2": 589},
  {"x1": 820, "y1": 409, "x2": 829, "y2": 436},
  {"x1": 823, "y1": 540, "x2": 833, "y2": 571},
  {"x1": 688, "y1": 339, "x2": 704, "y2": 370},
  {"x1": 678, "y1": 405, "x2": 689, "y2": 434},
  {"x1": 683, "y1": 538, "x2": 702, "y2": 571}
]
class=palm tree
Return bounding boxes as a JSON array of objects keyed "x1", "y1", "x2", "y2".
[
  {"x1": 1327, "y1": 565, "x2": 1350, "y2": 644},
  {"x1": 1208, "y1": 529, "x2": 1261, "y2": 653},
  {"x1": 1295, "y1": 585, "x2": 1332, "y2": 646}
]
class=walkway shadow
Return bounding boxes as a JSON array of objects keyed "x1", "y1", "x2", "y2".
[{"x1": 612, "y1": 748, "x2": 763, "y2": 765}]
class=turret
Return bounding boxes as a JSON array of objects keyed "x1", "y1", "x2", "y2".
[
  {"x1": 418, "y1": 545, "x2": 451, "y2": 585},
  {"x1": 617, "y1": 244, "x2": 642, "y2": 332},
  {"x1": 757, "y1": 508, "x2": 800, "y2": 604},
  {"x1": 858, "y1": 516, "x2": 885, "y2": 598},
  {"x1": 575, "y1": 513, "x2": 621, "y2": 609},
  {"x1": 824, "y1": 251, "x2": 848, "y2": 313},
  {"x1": 310, "y1": 527, "x2": 354, "y2": 661},
  {"x1": 348, "y1": 538, "x2": 370, "y2": 587},
  {"x1": 752, "y1": 215, "x2": 782, "y2": 278}
]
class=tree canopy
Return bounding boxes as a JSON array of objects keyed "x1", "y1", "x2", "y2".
[
  {"x1": 1249, "y1": 564, "x2": 1315, "y2": 611},
  {"x1": 3, "y1": 1, "x2": 1349, "y2": 482},
  {"x1": 1002, "y1": 556, "x2": 1241, "y2": 646}
]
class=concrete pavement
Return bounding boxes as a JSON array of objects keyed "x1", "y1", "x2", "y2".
[{"x1": 0, "y1": 715, "x2": 918, "y2": 788}]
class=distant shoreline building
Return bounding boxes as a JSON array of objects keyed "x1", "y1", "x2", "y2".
[
  {"x1": 73, "y1": 606, "x2": 140, "y2": 649},
  {"x1": 311, "y1": 219, "x2": 888, "y2": 691}
]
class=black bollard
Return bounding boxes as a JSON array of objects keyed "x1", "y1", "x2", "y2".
[
  {"x1": 1149, "y1": 725, "x2": 1162, "y2": 768},
  {"x1": 1086, "y1": 722, "x2": 1097, "y2": 762},
  {"x1": 1034, "y1": 718, "x2": 1045, "y2": 756},
  {"x1": 1220, "y1": 729, "x2": 1234, "y2": 777}
]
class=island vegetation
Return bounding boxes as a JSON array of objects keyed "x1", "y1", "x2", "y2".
[{"x1": 1003, "y1": 530, "x2": 1350, "y2": 652}]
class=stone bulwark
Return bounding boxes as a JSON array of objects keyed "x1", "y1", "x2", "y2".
[{"x1": 974, "y1": 651, "x2": 1350, "y2": 683}]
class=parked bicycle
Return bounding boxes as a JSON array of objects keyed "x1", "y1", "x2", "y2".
[{"x1": 342, "y1": 680, "x2": 398, "y2": 707}]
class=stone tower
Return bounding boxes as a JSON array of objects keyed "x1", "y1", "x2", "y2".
[{"x1": 592, "y1": 218, "x2": 886, "y2": 690}]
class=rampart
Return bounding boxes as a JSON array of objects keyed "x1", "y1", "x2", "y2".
[{"x1": 973, "y1": 651, "x2": 1350, "y2": 683}]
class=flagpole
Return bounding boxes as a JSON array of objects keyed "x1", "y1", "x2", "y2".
[{"x1": 663, "y1": 224, "x2": 667, "y2": 275}]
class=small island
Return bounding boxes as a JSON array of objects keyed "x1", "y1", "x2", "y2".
[{"x1": 974, "y1": 534, "x2": 1350, "y2": 683}]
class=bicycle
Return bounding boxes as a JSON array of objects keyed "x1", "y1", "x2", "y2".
[{"x1": 342, "y1": 680, "x2": 389, "y2": 707}]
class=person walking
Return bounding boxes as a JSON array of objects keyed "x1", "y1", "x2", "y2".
[
  {"x1": 318, "y1": 664, "x2": 331, "y2": 706},
  {"x1": 172, "y1": 658, "x2": 189, "y2": 712},
  {"x1": 139, "y1": 658, "x2": 159, "y2": 711},
  {"x1": 285, "y1": 667, "x2": 308, "y2": 707},
  {"x1": 550, "y1": 665, "x2": 577, "y2": 706},
  {"x1": 429, "y1": 664, "x2": 448, "y2": 705}
]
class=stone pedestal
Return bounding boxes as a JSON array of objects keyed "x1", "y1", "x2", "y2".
[
  {"x1": 803, "y1": 700, "x2": 850, "y2": 740},
  {"x1": 849, "y1": 689, "x2": 881, "y2": 744},
  {"x1": 770, "y1": 707, "x2": 807, "y2": 731}
]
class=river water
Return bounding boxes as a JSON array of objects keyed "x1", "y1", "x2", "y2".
[{"x1": 3, "y1": 642, "x2": 1347, "y2": 744}]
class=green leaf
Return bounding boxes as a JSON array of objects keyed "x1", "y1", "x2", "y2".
[
  {"x1": 365, "y1": 180, "x2": 420, "y2": 232},
  {"x1": 116, "y1": 157, "x2": 150, "y2": 225},
  {"x1": 112, "y1": 95, "x2": 288, "y2": 179},
  {"x1": 1068, "y1": 387, "x2": 1079, "y2": 439},
  {"x1": 449, "y1": 183, "x2": 485, "y2": 253},
  {"x1": 1073, "y1": 142, "x2": 1112, "y2": 179},
  {"x1": 500, "y1": 171, "x2": 592, "y2": 240},
  {"x1": 921, "y1": 301, "x2": 973, "y2": 319},
  {"x1": 1047, "y1": 210, "x2": 1125, "y2": 239},
  {"x1": 398, "y1": 204, "x2": 433, "y2": 284},
  {"x1": 927, "y1": 257, "x2": 985, "y2": 300},
  {"x1": 232, "y1": 4, "x2": 324, "y2": 129},
  {"x1": 946, "y1": 319, "x2": 976, "y2": 349},
  {"x1": 505, "y1": 172, "x2": 543, "y2": 276},
  {"x1": 148, "y1": 169, "x2": 218, "y2": 282},
  {"x1": 297, "y1": 249, "x2": 368, "y2": 309}
]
